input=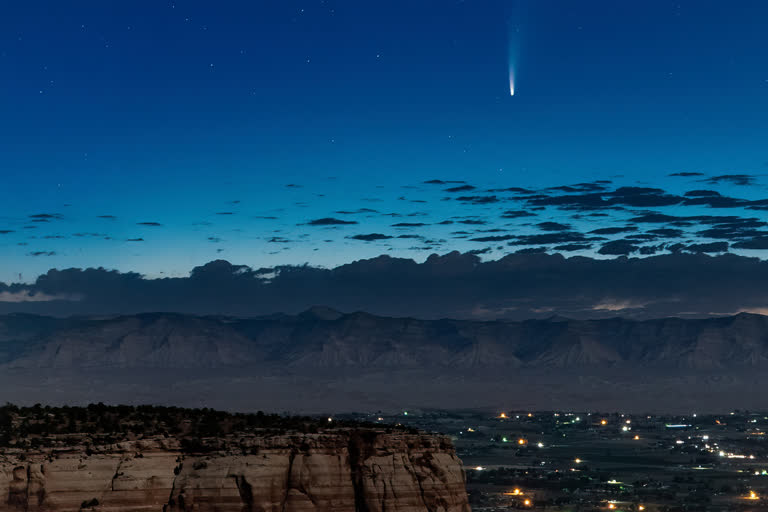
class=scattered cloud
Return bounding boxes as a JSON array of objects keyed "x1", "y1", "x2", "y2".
[
  {"x1": 307, "y1": 218, "x2": 358, "y2": 226},
  {"x1": 444, "y1": 185, "x2": 476, "y2": 192},
  {"x1": 669, "y1": 172, "x2": 704, "y2": 177},
  {"x1": 348, "y1": 233, "x2": 393, "y2": 241},
  {"x1": 703, "y1": 174, "x2": 756, "y2": 186}
]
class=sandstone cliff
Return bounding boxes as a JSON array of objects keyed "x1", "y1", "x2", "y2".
[{"x1": 0, "y1": 431, "x2": 470, "y2": 512}]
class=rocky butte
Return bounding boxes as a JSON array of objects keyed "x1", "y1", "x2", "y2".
[{"x1": 0, "y1": 405, "x2": 469, "y2": 512}]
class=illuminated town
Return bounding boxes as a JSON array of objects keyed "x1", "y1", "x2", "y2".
[{"x1": 339, "y1": 409, "x2": 768, "y2": 511}]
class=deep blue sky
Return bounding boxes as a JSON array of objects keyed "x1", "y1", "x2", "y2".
[{"x1": 1, "y1": 0, "x2": 767, "y2": 282}]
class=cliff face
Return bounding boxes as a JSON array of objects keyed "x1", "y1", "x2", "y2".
[{"x1": 0, "y1": 431, "x2": 470, "y2": 512}]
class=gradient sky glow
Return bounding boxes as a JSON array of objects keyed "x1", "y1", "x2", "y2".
[{"x1": 1, "y1": 0, "x2": 767, "y2": 282}]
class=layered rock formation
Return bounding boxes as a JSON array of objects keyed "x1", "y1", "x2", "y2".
[{"x1": 0, "y1": 431, "x2": 469, "y2": 512}]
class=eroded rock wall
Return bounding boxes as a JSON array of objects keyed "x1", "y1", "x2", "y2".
[{"x1": 0, "y1": 431, "x2": 470, "y2": 512}]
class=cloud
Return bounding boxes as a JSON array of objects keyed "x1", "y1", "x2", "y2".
[
  {"x1": 467, "y1": 247, "x2": 493, "y2": 255},
  {"x1": 4, "y1": 252, "x2": 768, "y2": 320},
  {"x1": 137, "y1": 222, "x2": 163, "y2": 227},
  {"x1": 306, "y1": 218, "x2": 358, "y2": 226},
  {"x1": 488, "y1": 187, "x2": 534, "y2": 194},
  {"x1": 547, "y1": 182, "x2": 609, "y2": 193},
  {"x1": 392, "y1": 222, "x2": 427, "y2": 227},
  {"x1": 444, "y1": 185, "x2": 476, "y2": 192},
  {"x1": 648, "y1": 228, "x2": 683, "y2": 238},
  {"x1": 507, "y1": 232, "x2": 600, "y2": 246},
  {"x1": 589, "y1": 226, "x2": 637, "y2": 235},
  {"x1": 536, "y1": 222, "x2": 571, "y2": 231},
  {"x1": 732, "y1": 237, "x2": 768, "y2": 250},
  {"x1": 29, "y1": 213, "x2": 64, "y2": 220},
  {"x1": 126, "y1": 238, "x2": 144, "y2": 242},
  {"x1": 669, "y1": 172, "x2": 704, "y2": 177},
  {"x1": 554, "y1": 243, "x2": 592, "y2": 251},
  {"x1": 592, "y1": 298, "x2": 650, "y2": 311},
  {"x1": 682, "y1": 242, "x2": 729, "y2": 253},
  {"x1": 469, "y1": 235, "x2": 515, "y2": 242},
  {"x1": 703, "y1": 174, "x2": 756, "y2": 186},
  {"x1": 0, "y1": 290, "x2": 80, "y2": 302},
  {"x1": 348, "y1": 233, "x2": 392, "y2": 241},
  {"x1": 335, "y1": 208, "x2": 378, "y2": 214},
  {"x1": 455, "y1": 195, "x2": 500, "y2": 204},
  {"x1": 0, "y1": 230, "x2": 14, "y2": 235},
  {"x1": 526, "y1": 187, "x2": 682, "y2": 210},
  {"x1": 598, "y1": 240, "x2": 639, "y2": 255},
  {"x1": 501, "y1": 210, "x2": 536, "y2": 219}
]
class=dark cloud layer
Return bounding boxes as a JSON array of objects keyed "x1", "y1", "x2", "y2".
[{"x1": 3, "y1": 252, "x2": 767, "y2": 320}]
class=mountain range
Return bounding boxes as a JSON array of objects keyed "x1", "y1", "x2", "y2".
[
  {"x1": 3, "y1": 307, "x2": 768, "y2": 370},
  {"x1": 3, "y1": 308, "x2": 768, "y2": 413}
]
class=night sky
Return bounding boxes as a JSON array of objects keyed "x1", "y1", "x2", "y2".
[{"x1": 2, "y1": 0, "x2": 768, "y2": 285}]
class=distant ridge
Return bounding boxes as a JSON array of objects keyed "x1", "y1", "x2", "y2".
[{"x1": 2, "y1": 309, "x2": 768, "y2": 370}]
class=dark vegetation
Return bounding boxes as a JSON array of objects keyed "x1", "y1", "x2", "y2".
[{"x1": 0, "y1": 403, "x2": 401, "y2": 450}]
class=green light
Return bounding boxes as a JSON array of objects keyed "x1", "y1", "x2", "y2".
[{"x1": 502, "y1": 437, "x2": 508, "y2": 442}]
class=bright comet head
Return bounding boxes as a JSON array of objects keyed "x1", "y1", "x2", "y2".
[{"x1": 509, "y1": 68, "x2": 515, "y2": 96}]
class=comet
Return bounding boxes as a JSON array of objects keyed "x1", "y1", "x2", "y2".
[{"x1": 509, "y1": 66, "x2": 515, "y2": 96}]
